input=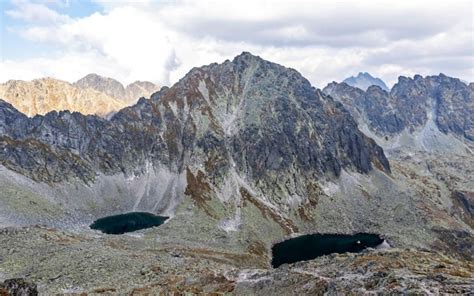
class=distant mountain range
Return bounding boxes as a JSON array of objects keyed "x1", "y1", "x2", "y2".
[
  {"x1": 324, "y1": 74, "x2": 473, "y2": 154},
  {"x1": 74, "y1": 73, "x2": 160, "y2": 104},
  {"x1": 343, "y1": 72, "x2": 389, "y2": 91},
  {"x1": 0, "y1": 74, "x2": 159, "y2": 117}
]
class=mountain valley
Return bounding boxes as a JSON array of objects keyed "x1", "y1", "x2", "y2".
[{"x1": 0, "y1": 53, "x2": 472, "y2": 295}]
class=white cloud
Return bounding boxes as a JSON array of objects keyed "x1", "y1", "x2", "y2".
[
  {"x1": 1, "y1": 0, "x2": 473, "y2": 88},
  {"x1": 0, "y1": 51, "x2": 128, "y2": 83},
  {"x1": 6, "y1": 0, "x2": 70, "y2": 23}
]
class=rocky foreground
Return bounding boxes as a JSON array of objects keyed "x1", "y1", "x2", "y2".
[{"x1": 0, "y1": 226, "x2": 472, "y2": 295}]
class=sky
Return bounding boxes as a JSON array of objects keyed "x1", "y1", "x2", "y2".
[{"x1": 0, "y1": 0, "x2": 473, "y2": 88}]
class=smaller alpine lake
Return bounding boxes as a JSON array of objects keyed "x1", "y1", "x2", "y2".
[
  {"x1": 271, "y1": 233, "x2": 384, "y2": 268},
  {"x1": 90, "y1": 212, "x2": 168, "y2": 234}
]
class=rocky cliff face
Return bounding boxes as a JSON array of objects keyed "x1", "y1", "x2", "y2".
[
  {"x1": 323, "y1": 75, "x2": 474, "y2": 259},
  {"x1": 0, "y1": 53, "x2": 389, "y2": 184},
  {"x1": 0, "y1": 53, "x2": 408, "y2": 236},
  {"x1": 343, "y1": 72, "x2": 389, "y2": 91},
  {"x1": 0, "y1": 52, "x2": 472, "y2": 294},
  {"x1": 74, "y1": 74, "x2": 160, "y2": 104},
  {"x1": 0, "y1": 78, "x2": 128, "y2": 117},
  {"x1": 324, "y1": 74, "x2": 474, "y2": 152}
]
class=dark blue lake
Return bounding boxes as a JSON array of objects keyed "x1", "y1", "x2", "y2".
[
  {"x1": 271, "y1": 233, "x2": 384, "y2": 267},
  {"x1": 90, "y1": 212, "x2": 168, "y2": 234}
]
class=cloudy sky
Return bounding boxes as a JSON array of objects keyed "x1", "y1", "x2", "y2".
[{"x1": 1, "y1": 0, "x2": 473, "y2": 88}]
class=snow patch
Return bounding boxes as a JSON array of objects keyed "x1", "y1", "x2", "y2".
[
  {"x1": 125, "y1": 232, "x2": 145, "y2": 239},
  {"x1": 61, "y1": 288, "x2": 85, "y2": 294}
]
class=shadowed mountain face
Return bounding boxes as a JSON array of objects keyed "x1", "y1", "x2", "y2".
[
  {"x1": 343, "y1": 72, "x2": 389, "y2": 92},
  {"x1": 0, "y1": 53, "x2": 473, "y2": 294},
  {"x1": 2, "y1": 52, "x2": 471, "y2": 261},
  {"x1": 324, "y1": 74, "x2": 474, "y2": 152},
  {"x1": 0, "y1": 53, "x2": 404, "y2": 248},
  {"x1": 0, "y1": 52, "x2": 389, "y2": 185}
]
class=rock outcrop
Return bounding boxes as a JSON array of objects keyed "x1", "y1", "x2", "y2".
[
  {"x1": 0, "y1": 278, "x2": 38, "y2": 296},
  {"x1": 324, "y1": 74, "x2": 474, "y2": 152},
  {"x1": 0, "y1": 53, "x2": 408, "y2": 248},
  {"x1": 0, "y1": 52, "x2": 472, "y2": 295},
  {"x1": 1, "y1": 226, "x2": 472, "y2": 295},
  {"x1": 0, "y1": 52, "x2": 389, "y2": 185}
]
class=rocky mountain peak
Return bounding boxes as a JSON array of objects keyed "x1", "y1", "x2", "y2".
[
  {"x1": 355, "y1": 72, "x2": 372, "y2": 79},
  {"x1": 343, "y1": 72, "x2": 389, "y2": 91},
  {"x1": 75, "y1": 73, "x2": 126, "y2": 100},
  {"x1": 74, "y1": 74, "x2": 159, "y2": 104},
  {"x1": 1, "y1": 52, "x2": 390, "y2": 185},
  {"x1": 2, "y1": 53, "x2": 472, "y2": 288},
  {"x1": 0, "y1": 53, "x2": 395, "y2": 255},
  {"x1": 366, "y1": 84, "x2": 388, "y2": 95},
  {"x1": 324, "y1": 73, "x2": 474, "y2": 151},
  {"x1": 233, "y1": 51, "x2": 259, "y2": 61}
]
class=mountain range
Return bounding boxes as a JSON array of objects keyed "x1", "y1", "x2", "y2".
[
  {"x1": 0, "y1": 52, "x2": 472, "y2": 294},
  {"x1": 0, "y1": 74, "x2": 159, "y2": 117},
  {"x1": 324, "y1": 74, "x2": 473, "y2": 154},
  {"x1": 74, "y1": 73, "x2": 160, "y2": 104}
]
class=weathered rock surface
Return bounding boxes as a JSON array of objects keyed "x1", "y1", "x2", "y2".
[
  {"x1": 0, "y1": 54, "x2": 471, "y2": 249},
  {"x1": 74, "y1": 73, "x2": 160, "y2": 104},
  {"x1": 0, "y1": 53, "x2": 472, "y2": 295},
  {"x1": 325, "y1": 74, "x2": 474, "y2": 254},
  {"x1": 0, "y1": 278, "x2": 38, "y2": 296},
  {"x1": 0, "y1": 52, "x2": 389, "y2": 183},
  {"x1": 324, "y1": 74, "x2": 474, "y2": 150},
  {"x1": 0, "y1": 78, "x2": 127, "y2": 117}
]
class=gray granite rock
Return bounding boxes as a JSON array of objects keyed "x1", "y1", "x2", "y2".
[
  {"x1": 324, "y1": 74, "x2": 474, "y2": 142},
  {"x1": 0, "y1": 52, "x2": 389, "y2": 185}
]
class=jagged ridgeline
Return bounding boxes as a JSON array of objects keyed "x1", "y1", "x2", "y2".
[
  {"x1": 0, "y1": 75, "x2": 160, "y2": 118},
  {"x1": 0, "y1": 52, "x2": 403, "y2": 246},
  {"x1": 324, "y1": 75, "x2": 474, "y2": 153},
  {"x1": 1, "y1": 52, "x2": 473, "y2": 295},
  {"x1": 0, "y1": 52, "x2": 389, "y2": 185},
  {"x1": 1, "y1": 51, "x2": 472, "y2": 265}
]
